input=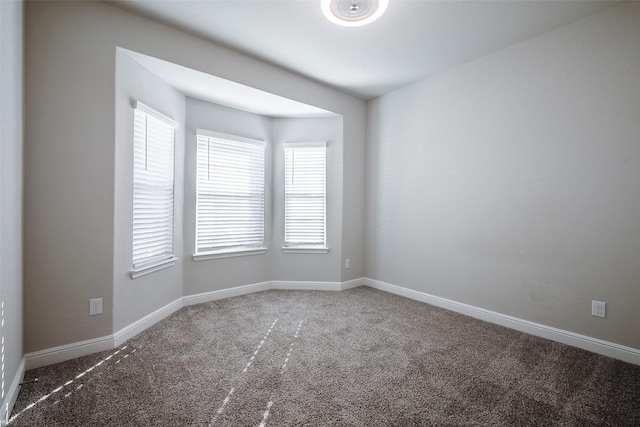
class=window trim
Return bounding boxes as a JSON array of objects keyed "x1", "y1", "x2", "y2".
[
  {"x1": 193, "y1": 129, "x2": 267, "y2": 259},
  {"x1": 281, "y1": 246, "x2": 329, "y2": 254},
  {"x1": 130, "y1": 101, "x2": 178, "y2": 279},
  {"x1": 282, "y1": 141, "x2": 328, "y2": 253},
  {"x1": 135, "y1": 100, "x2": 178, "y2": 128},
  {"x1": 130, "y1": 257, "x2": 178, "y2": 279},
  {"x1": 192, "y1": 248, "x2": 267, "y2": 262}
]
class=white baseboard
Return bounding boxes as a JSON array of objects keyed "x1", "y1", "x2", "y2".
[
  {"x1": 26, "y1": 277, "x2": 636, "y2": 370},
  {"x1": 364, "y1": 278, "x2": 640, "y2": 366},
  {"x1": 271, "y1": 278, "x2": 364, "y2": 291},
  {"x1": 271, "y1": 280, "x2": 343, "y2": 291},
  {"x1": 340, "y1": 277, "x2": 365, "y2": 290},
  {"x1": 113, "y1": 298, "x2": 184, "y2": 348},
  {"x1": 25, "y1": 335, "x2": 114, "y2": 370},
  {"x1": 183, "y1": 281, "x2": 271, "y2": 306},
  {"x1": 1, "y1": 357, "x2": 24, "y2": 426},
  {"x1": 184, "y1": 279, "x2": 364, "y2": 304},
  {"x1": 24, "y1": 279, "x2": 359, "y2": 370}
]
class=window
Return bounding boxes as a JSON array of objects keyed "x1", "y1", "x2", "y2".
[
  {"x1": 194, "y1": 130, "x2": 266, "y2": 259},
  {"x1": 283, "y1": 142, "x2": 328, "y2": 253},
  {"x1": 131, "y1": 101, "x2": 177, "y2": 278}
]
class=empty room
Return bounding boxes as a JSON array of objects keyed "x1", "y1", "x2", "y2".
[{"x1": 1, "y1": 0, "x2": 639, "y2": 425}]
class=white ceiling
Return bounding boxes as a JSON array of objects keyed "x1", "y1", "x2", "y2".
[{"x1": 112, "y1": 0, "x2": 619, "y2": 101}]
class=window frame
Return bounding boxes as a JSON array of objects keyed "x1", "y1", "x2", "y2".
[
  {"x1": 193, "y1": 129, "x2": 267, "y2": 261},
  {"x1": 130, "y1": 101, "x2": 178, "y2": 279},
  {"x1": 282, "y1": 141, "x2": 329, "y2": 254}
]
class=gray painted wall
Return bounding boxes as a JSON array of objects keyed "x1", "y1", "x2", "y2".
[
  {"x1": 340, "y1": 105, "x2": 367, "y2": 282},
  {"x1": 24, "y1": 1, "x2": 365, "y2": 354},
  {"x1": 184, "y1": 98, "x2": 274, "y2": 295},
  {"x1": 114, "y1": 50, "x2": 186, "y2": 333},
  {"x1": 25, "y1": 1, "x2": 116, "y2": 352},
  {"x1": 1, "y1": 0, "x2": 24, "y2": 421},
  {"x1": 271, "y1": 117, "x2": 344, "y2": 282},
  {"x1": 365, "y1": 2, "x2": 640, "y2": 349}
]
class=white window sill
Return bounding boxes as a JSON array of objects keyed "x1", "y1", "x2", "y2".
[
  {"x1": 192, "y1": 248, "x2": 267, "y2": 261},
  {"x1": 281, "y1": 246, "x2": 330, "y2": 254},
  {"x1": 130, "y1": 257, "x2": 178, "y2": 279}
]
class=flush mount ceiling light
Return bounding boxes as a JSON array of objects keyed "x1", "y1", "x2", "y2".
[{"x1": 321, "y1": 0, "x2": 389, "y2": 27}]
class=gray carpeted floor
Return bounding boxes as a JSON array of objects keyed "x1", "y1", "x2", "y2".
[{"x1": 10, "y1": 287, "x2": 640, "y2": 426}]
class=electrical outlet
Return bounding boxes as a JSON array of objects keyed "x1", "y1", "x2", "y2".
[
  {"x1": 90, "y1": 298, "x2": 103, "y2": 316},
  {"x1": 592, "y1": 300, "x2": 606, "y2": 318},
  {"x1": 345, "y1": 258, "x2": 351, "y2": 269}
]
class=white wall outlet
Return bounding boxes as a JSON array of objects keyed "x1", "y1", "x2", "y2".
[
  {"x1": 592, "y1": 300, "x2": 606, "y2": 318},
  {"x1": 90, "y1": 298, "x2": 103, "y2": 316},
  {"x1": 345, "y1": 258, "x2": 351, "y2": 269}
]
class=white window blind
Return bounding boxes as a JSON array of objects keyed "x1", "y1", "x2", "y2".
[
  {"x1": 196, "y1": 130, "x2": 266, "y2": 255},
  {"x1": 132, "y1": 102, "x2": 177, "y2": 274},
  {"x1": 284, "y1": 142, "x2": 327, "y2": 248}
]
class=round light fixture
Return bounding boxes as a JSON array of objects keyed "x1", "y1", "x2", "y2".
[{"x1": 321, "y1": 0, "x2": 389, "y2": 27}]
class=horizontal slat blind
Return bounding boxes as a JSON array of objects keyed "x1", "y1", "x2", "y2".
[
  {"x1": 196, "y1": 133, "x2": 265, "y2": 254},
  {"x1": 132, "y1": 104, "x2": 176, "y2": 270},
  {"x1": 284, "y1": 143, "x2": 326, "y2": 247}
]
